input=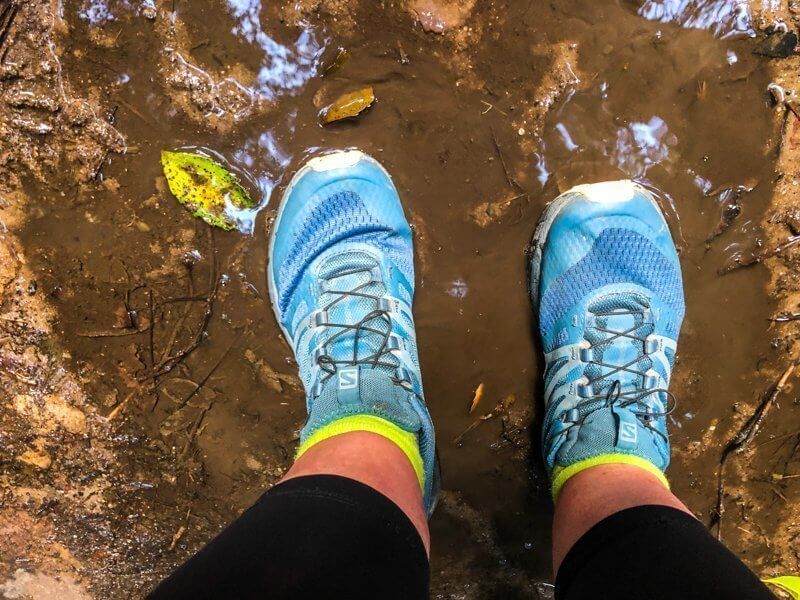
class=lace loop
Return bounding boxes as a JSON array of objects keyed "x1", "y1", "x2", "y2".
[
  {"x1": 312, "y1": 265, "x2": 406, "y2": 391},
  {"x1": 559, "y1": 306, "x2": 678, "y2": 443}
]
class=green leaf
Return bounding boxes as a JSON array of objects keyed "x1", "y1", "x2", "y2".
[
  {"x1": 764, "y1": 576, "x2": 800, "y2": 599},
  {"x1": 161, "y1": 150, "x2": 255, "y2": 231}
]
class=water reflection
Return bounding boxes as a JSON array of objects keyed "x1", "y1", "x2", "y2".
[
  {"x1": 79, "y1": 0, "x2": 324, "y2": 100},
  {"x1": 225, "y1": 0, "x2": 323, "y2": 100},
  {"x1": 636, "y1": 0, "x2": 753, "y2": 38},
  {"x1": 79, "y1": 0, "x2": 125, "y2": 24},
  {"x1": 545, "y1": 95, "x2": 676, "y2": 184},
  {"x1": 614, "y1": 117, "x2": 676, "y2": 178}
]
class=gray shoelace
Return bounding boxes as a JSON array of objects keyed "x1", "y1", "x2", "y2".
[
  {"x1": 559, "y1": 307, "x2": 676, "y2": 443},
  {"x1": 314, "y1": 265, "x2": 422, "y2": 399}
]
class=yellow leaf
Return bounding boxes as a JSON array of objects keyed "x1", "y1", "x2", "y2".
[
  {"x1": 161, "y1": 150, "x2": 255, "y2": 231},
  {"x1": 764, "y1": 576, "x2": 800, "y2": 599},
  {"x1": 469, "y1": 383, "x2": 484, "y2": 414},
  {"x1": 320, "y1": 87, "x2": 375, "y2": 125}
]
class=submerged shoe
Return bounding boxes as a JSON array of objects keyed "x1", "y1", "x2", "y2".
[
  {"x1": 530, "y1": 181, "x2": 685, "y2": 499},
  {"x1": 268, "y1": 150, "x2": 438, "y2": 515}
]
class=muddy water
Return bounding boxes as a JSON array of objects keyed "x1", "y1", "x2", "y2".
[{"x1": 17, "y1": 0, "x2": 779, "y2": 596}]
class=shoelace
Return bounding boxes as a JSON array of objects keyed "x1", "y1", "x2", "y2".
[
  {"x1": 314, "y1": 265, "x2": 421, "y2": 399},
  {"x1": 560, "y1": 307, "x2": 677, "y2": 443}
]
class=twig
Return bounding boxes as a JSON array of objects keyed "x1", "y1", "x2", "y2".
[
  {"x1": 149, "y1": 289, "x2": 160, "y2": 411},
  {"x1": 712, "y1": 358, "x2": 800, "y2": 539},
  {"x1": 107, "y1": 391, "x2": 138, "y2": 420},
  {"x1": 453, "y1": 394, "x2": 516, "y2": 445},
  {"x1": 491, "y1": 129, "x2": 525, "y2": 193},
  {"x1": 138, "y1": 231, "x2": 218, "y2": 382},
  {"x1": 785, "y1": 100, "x2": 800, "y2": 121},
  {"x1": 179, "y1": 401, "x2": 214, "y2": 459},
  {"x1": 77, "y1": 327, "x2": 148, "y2": 338},
  {"x1": 159, "y1": 267, "x2": 195, "y2": 363},
  {"x1": 176, "y1": 340, "x2": 236, "y2": 410},
  {"x1": 168, "y1": 525, "x2": 187, "y2": 551},
  {"x1": 115, "y1": 98, "x2": 156, "y2": 127}
]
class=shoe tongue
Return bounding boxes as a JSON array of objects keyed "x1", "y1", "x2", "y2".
[
  {"x1": 585, "y1": 293, "x2": 653, "y2": 395},
  {"x1": 318, "y1": 252, "x2": 397, "y2": 376},
  {"x1": 318, "y1": 365, "x2": 398, "y2": 407},
  {"x1": 573, "y1": 405, "x2": 644, "y2": 453}
]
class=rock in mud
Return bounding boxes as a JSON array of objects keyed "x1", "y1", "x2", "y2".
[{"x1": 16, "y1": 448, "x2": 52, "y2": 470}]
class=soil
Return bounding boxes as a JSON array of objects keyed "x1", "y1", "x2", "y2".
[{"x1": 1, "y1": 0, "x2": 800, "y2": 598}]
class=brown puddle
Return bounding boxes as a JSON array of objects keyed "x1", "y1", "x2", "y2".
[{"x1": 1, "y1": 0, "x2": 790, "y2": 597}]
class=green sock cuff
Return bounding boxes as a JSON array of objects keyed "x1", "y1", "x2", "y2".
[
  {"x1": 296, "y1": 414, "x2": 425, "y2": 490},
  {"x1": 551, "y1": 453, "x2": 670, "y2": 502}
]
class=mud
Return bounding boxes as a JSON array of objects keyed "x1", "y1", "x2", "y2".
[{"x1": 1, "y1": 0, "x2": 799, "y2": 597}]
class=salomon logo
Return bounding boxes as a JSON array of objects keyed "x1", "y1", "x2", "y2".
[
  {"x1": 619, "y1": 422, "x2": 638, "y2": 444},
  {"x1": 338, "y1": 368, "x2": 359, "y2": 390}
]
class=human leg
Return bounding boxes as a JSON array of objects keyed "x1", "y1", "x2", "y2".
[
  {"x1": 150, "y1": 151, "x2": 436, "y2": 598},
  {"x1": 530, "y1": 181, "x2": 774, "y2": 599}
]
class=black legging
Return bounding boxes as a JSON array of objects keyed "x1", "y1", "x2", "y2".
[{"x1": 149, "y1": 475, "x2": 775, "y2": 599}]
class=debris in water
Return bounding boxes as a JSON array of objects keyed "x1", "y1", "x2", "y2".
[
  {"x1": 754, "y1": 30, "x2": 798, "y2": 58},
  {"x1": 161, "y1": 150, "x2": 256, "y2": 231},
  {"x1": 713, "y1": 358, "x2": 800, "y2": 538},
  {"x1": 454, "y1": 393, "x2": 515, "y2": 446},
  {"x1": 319, "y1": 87, "x2": 375, "y2": 124},
  {"x1": 705, "y1": 180, "x2": 757, "y2": 245},
  {"x1": 322, "y1": 47, "x2": 350, "y2": 76},
  {"x1": 469, "y1": 383, "x2": 484, "y2": 414},
  {"x1": 768, "y1": 82, "x2": 786, "y2": 106},
  {"x1": 244, "y1": 349, "x2": 300, "y2": 393},
  {"x1": 719, "y1": 235, "x2": 800, "y2": 274}
]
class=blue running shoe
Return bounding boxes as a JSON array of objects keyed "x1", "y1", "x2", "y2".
[
  {"x1": 268, "y1": 150, "x2": 438, "y2": 514},
  {"x1": 529, "y1": 181, "x2": 685, "y2": 499}
]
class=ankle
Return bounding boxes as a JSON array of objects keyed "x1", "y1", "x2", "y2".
[
  {"x1": 552, "y1": 463, "x2": 691, "y2": 572},
  {"x1": 284, "y1": 431, "x2": 431, "y2": 553}
]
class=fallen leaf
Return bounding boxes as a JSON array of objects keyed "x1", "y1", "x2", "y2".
[
  {"x1": 161, "y1": 150, "x2": 256, "y2": 230},
  {"x1": 323, "y1": 47, "x2": 350, "y2": 76},
  {"x1": 763, "y1": 576, "x2": 800, "y2": 599},
  {"x1": 469, "y1": 383, "x2": 484, "y2": 414},
  {"x1": 320, "y1": 87, "x2": 375, "y2": 125}
]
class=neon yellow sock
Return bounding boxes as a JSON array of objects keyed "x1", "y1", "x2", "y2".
[
  {"x1": 296, "y1": 414, "x2": 425, "y2": 490},
  {"x1": 551, "y1": 453, "x2": 670, "y2": 502}
]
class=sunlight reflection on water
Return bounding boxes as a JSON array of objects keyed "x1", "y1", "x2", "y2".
[
  {"x1": 226, "y1": 0, "x2": 324, "y2": 100},
  {"x1": 637, "y1": 0, "x2": 753, "y2": 38}
]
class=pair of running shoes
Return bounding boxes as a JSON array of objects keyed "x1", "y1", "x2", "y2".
[{"x1": 267, "y1": 150, "x2": 684, "y2": 514}]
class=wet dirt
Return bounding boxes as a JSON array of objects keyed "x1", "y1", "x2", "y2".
[{"x1": 2, "y1": 0, "x2": 799, "y2": 597}]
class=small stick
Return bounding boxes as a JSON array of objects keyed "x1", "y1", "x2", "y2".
[
  {"x1": 77, "y1": 327, "x2": 148, "y2": 338},
  {"x1": 107, "y1": 391, "x2": 138, "y2": 420},
  {"x1": 176, "y1": 340, "x2": 237, "y2": 409},
  {"x1": 713, "y1": 358, "x2": 799, "y2": 538},
  {"x1": 491, "y1": 129, "x2": 525, "y2": 193},
  {"x1": 179, "y1": 401, "x2": 214, "y2": 459}
]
